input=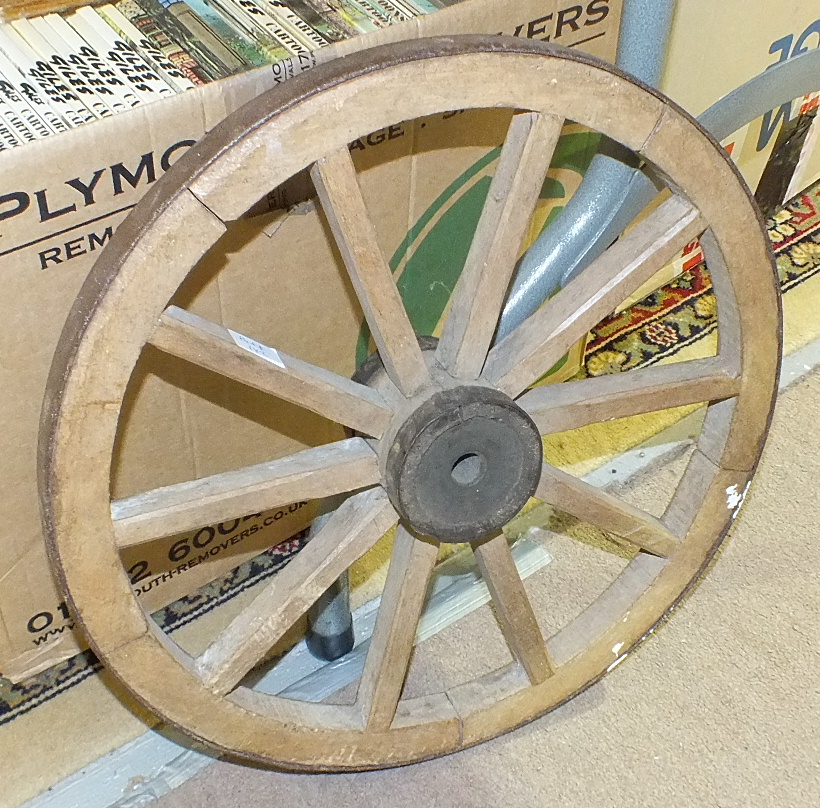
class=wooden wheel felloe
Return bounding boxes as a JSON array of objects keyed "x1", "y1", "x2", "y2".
[{"x1": 40, "y1": 36, "x2": 781, "y2": 770}]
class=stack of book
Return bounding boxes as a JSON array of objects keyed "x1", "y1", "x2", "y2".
[{"x1": 0, "y1": 0, "x2": 457, "y2": 151}]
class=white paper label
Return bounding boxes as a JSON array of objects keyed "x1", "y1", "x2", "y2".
[{"x1": 228, "y1": 329, "x2": 286, "y2": 369}]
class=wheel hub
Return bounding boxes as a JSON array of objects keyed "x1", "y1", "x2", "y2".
[{"x1": 384, "y1": 386, "x2": 543, "y2": 543}]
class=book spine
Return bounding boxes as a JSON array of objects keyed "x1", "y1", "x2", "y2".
[
  {"x1": 0, "y1": 51, "x2": 55, "y2": 141},
  {"x1": 0, "y1": 112, "x2": 23, "y2": 148},
  {"x1": 0, "y1": 124, "x2": 16, "y2": 149},
  {"x1": 293, "y1": 0, "x2": 361, "y2": 37},
  {"x1": 360, "y1": 0, "x2": 413, "y2": 24},
  {"x1": 97, "y1": 4, "x2": 197, "y2": 91},
  {"x1": 0, "y1": 71, "x2": 54, "y2": 140},
  {"x1": 30, "y1": 15, "x2": 134, "y2": 116},
  {"x1": 334, "y1": 0, "x2": 385, "y2": 32},
  {"x1": 269, "y1": 48, "x2": 315, "y2": 85},
  {"x1": 199, "y1": 0, "x2": 291, "y2": 62},
  {"x1": 173, "y1": 0, "x2": 269, "y2": 67},
  {"x1": 0, "y1": 46, "x2": 69, "y2": 134},
  {"x1": 395, "y1": 0, "x2": 440, "y2": 14},
  {"x1": 254, "y1": 0, "x2": 329, "y2": 48},
  {"x1": 2, "y1": 84, "x2": 51, "y2": 143},
  {"x1": 280, "y1": 0, "x2": 349, "y2": 42},
  {"x1": 396, "y1": 0, "x2": 437, "y2": 17},
  {"x1": 0, "y1": 25, "x2": 92, "y2": 127},
  {"x1": 160, "y1": 1, "x2": 251, "y2": 73},
  {"x1": 293, "y1": 0, "x2": 377, "y2": 34},
  {"x1": 11, "y1": 18, "x2": 114, "y2": 119},
  {"x1": 226, "y1": 0, "x2": 310, "y2": 55},
  {"x1": 44, "y1": 13, "x2": 144, "y2": 110},
  {"x1": 0, "y1": 83, "x2": 34, "y2": 147},
  {"x1": 135, "y1": 0, "x2": 233, "y2": 80},
  {"x1": 112, "y1": 0, "x2": 216, "y2": 84},
  {"x1": 69, "y1": 6, "x2": 178, "y2": 102}
]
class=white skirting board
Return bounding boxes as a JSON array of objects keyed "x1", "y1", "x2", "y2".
[{"x1": 20, "y1": 337, "x2": 820, "y2": 808}]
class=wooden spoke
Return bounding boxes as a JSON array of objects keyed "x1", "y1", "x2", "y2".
[
  {"x1": 519, "y1": 356, "x2": 740, "y2": 435},
  {"x1": 311, "y1": 149, "x2": 430, "y2": 397},
  {"x1": 535, "y1": 463, "x2": 679, "y2": 557},
  {"x1": 357, "y1": 526, "x2": 439, "y2": 731},
  {"x1": 473, "y1": 534, "x2": 554, "y2": 684},
  {"x1": 484, "y1": 194, "x2": 706, "y2": 397},
  {"x1": 112, "y1": 438, "x2": 380, "y2": 547},
  {"x1": 196, "y1": 487, "x2": 397, "y2": 696},
  {"x1": 435, "y1": 111, "x2": 564, "y2": 379},
  {"x1": 150, "y1": 306, "x2": 394, "y2": 438}
]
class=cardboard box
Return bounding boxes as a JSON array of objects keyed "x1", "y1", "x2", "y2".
[
  {"x1": 0, "y1": 0, "x2": 623, "y2": 680},
  {"x1": 661, "y1": 0, "x2": 819, "y2": 194},
  {"x1": 618, "y1": 0, "x2": 820, "y2": 311}
]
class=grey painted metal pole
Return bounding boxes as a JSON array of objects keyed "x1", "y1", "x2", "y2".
[
  {"x1": 496, "y1": 0, "x2": 677, "y2": 340},
  {"x1": 497, "y1": 20, "x2": 820, "y2": 341},
  {"x1": 699, "y1": 48, "x2": 820, "y2": 142},
  {"x1": 305, "y1": 497, "x2": 355, "y2": 661}
]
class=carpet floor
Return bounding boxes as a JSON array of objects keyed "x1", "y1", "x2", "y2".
[{"x1": 152, "y1": 370, "x2": 820, "y2": 808}]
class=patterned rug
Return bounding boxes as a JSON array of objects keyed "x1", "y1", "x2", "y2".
[
  {"x1": 578, "y1": 183, "x2": 820, "y2": 378},
  {"x1": 1, "y1": 182, "x2": 818, "y2": 731}
]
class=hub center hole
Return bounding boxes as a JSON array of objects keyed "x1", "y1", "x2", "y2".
[{"x1": 451, "y1": 452, "x2": 487, "y2": 486}]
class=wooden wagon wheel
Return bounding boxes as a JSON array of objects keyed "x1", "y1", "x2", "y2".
[{"x1": 40, "y1": 35, "x2": 781, "y2": 770}]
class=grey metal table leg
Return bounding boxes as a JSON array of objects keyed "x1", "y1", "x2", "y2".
[
  {"x1": 498, "y1": 35, "x2": 820, "y2": 341},
  {"x1": 305, "y1": 502, "x2": 355, "y2": 661}
]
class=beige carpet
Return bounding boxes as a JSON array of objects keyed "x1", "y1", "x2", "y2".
[{"x1": 152, "y1": 371, "x2": 820, "y2": 808}]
